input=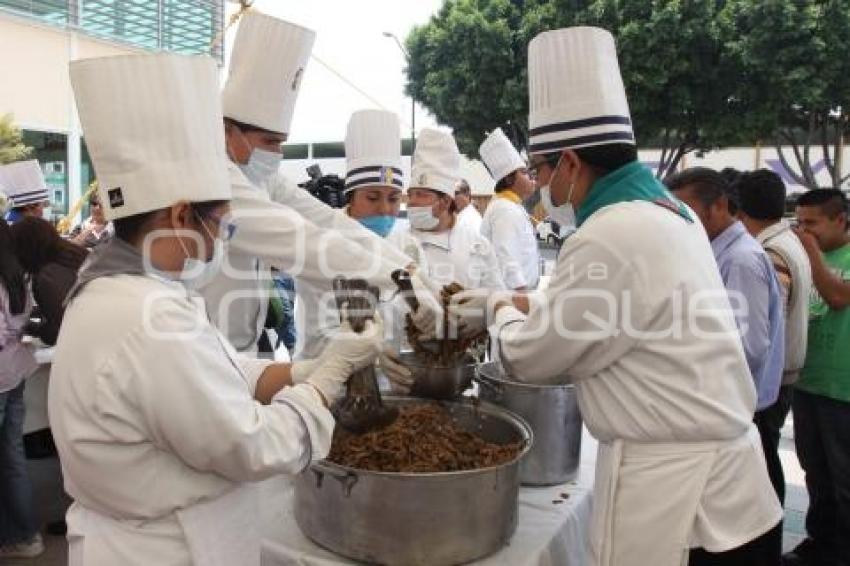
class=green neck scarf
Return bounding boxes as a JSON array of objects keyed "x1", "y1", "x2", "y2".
[{"x1": 575, "y1": 161, "x2": 692, "y2": 227}]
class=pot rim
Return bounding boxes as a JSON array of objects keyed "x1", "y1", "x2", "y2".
[
  {"x1": 476, "y1": 362, "x2": 576, "y2": 391},
  {"x1": 314, "y1": 397, "x2": 533, "y2": 479}
]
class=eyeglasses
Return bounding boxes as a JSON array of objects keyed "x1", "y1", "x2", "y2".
[
  {"x1": 528, "y1": 157, "x2": 560, "y2": 180},
  {"x1": 195, "y1": 211, "x2": 237, "y2": 242}
]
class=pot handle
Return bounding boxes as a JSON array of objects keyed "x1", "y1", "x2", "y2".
[
  {"x1": 314, "y1": 466, "x2": 359, "y2": 498},
  {"x1": 474, "y1": 373, "x2": 504, "y2": 401}
]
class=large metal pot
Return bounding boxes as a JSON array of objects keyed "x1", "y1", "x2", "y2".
[
  {"x1": 476, "y1": 362, "x2": 582, "y2": 486},
  {"x1": 398, "y1": 351, "x2": 476, "y2": 400},
  {"x1": 294, "y1": 397, "x2": 532, "y2": 566}
]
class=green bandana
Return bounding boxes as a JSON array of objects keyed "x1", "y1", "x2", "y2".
[{"x1": 575, "y1": 161, "x2": 692, "y2": 227}]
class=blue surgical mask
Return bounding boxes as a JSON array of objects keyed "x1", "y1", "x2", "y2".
[
  {"x1": 239, "y1": 148, "x2": 282, "y2": 187},
  {"x1": 358, "y1": 215, "x2": 396, "y2": 238}
]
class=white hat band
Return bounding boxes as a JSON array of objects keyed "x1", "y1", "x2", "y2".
[
  {"x1": 528, "y1": 115, "x2": 634, "y2": 154},
  {"x1": 345, "y1": 165, "x2": 404, "y2": 192}
]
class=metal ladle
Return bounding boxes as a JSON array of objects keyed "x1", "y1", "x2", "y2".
[{"x1": 332, "y1": 276, "x2": 398, "y2": 433}]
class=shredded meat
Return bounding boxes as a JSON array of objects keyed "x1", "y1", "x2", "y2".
[
  {"x1": 405, "y1": 282, "x2": 488, "y2": 366},
  {"x1": 327, "y1": 403, "x2": 523, "y2": 473}
]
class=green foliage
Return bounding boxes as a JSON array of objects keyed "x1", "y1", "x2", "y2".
[
  {"x1": 405, "y1": 0, "x2": 850, "y2": 185},
  {"x1": 0, "y1": 113, "x2": 33, "y2": 165}
]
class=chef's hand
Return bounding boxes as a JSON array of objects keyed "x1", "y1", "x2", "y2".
[
  {"x1": 379, "y1": 347, "x2": 414, "y2": 394},
  {"x1": 291, "y1": 313, "x2": 385, "y2": 404},
  {"x1": 408, "y1": 271, "x2": 445, "y2": 340},
  {"x1": 448, "y1": 289, "x2": 517, "y2": 338}
]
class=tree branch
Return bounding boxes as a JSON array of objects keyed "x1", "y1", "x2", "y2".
[
  {"x1": 656, "y1": 128, "x2": 673, "y2": 179},
  {"x1": 782, "y1": 128, "x2": 810, "y2": 187},
  {"x1": 776, "y1": 132, "x2": 810, "y2": 189},
  {"x1": 821, "y1": 115, "x2": 836, "y2": 188}
]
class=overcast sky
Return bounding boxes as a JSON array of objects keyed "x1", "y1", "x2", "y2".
[{"x1": 224, "y1": 0, "x2": 444, "y2": 143}]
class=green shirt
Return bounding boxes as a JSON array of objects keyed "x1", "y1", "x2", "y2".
[{"x1": 799, "y1": 242, "x2": 850, "y2": 402}]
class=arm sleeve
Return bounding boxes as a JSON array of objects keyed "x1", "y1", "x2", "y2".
[
  {"x1": 117, "y1": 302, "x2": 334, "y2": 482},
  {"x1": 227, "y1": 185, "x2": 409, "y2": 295},
  {"x1": 724, "y1": 260, "x2": 771, "y2": 387},
  {"x1": 488, "y1": 206, "x2": 531, "y2": 289},
  {"x1": 493, "y1": 231, "x2": 644, "y2": 385}
]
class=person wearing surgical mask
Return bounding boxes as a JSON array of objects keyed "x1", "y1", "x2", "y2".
[
  {"x1": 405, "y1": 128, "x2": 504, "y2": 291},
  {"x1": 294, "y1": 110, "x2": 428, "y2": 394},
  {"x1": 202, "y1": 12, "x2": 440, "y2": 358},
  {"x1": 50, "y1": 53, "x2": 384, "y2": 566}
]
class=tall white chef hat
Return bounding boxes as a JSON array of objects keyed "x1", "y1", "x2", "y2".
[
  {"x1": 222, "y1": 11, "x2": 316, "y2": 135},
  {"x1": 527, "y1": 26, "x2": 634, "y2": 156},
  {"x1": 70, "y1": 53, "x2": 231, "y2": 221},
  {"x1": 410, "y1": 128, "x2": 461, "y2": 197},
  {"x1": 479, "y1": 128, "x2": 526, "y2": 186},
  {"x1": 0, "y1": 160, "x2": 49, "y2": 208},
  {"x1": 344, "y1": 109, "x2": 403, "y2": 194}
]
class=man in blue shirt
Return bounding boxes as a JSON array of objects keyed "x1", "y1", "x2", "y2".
[{"x1": 667, "y1": 167, "x2": 786, "y2": 561}]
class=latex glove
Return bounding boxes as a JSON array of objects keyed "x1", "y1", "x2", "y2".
[
  {"x1": 408, "y1": 271, "x2": 445, "y2": 340},
  {"x1": 448, "y1": 289, "x2": 514, "y2": 339},
  {"x1": 291, "y1": 313, "x2": 385, "y2": 404},
  {"x1": 379, "y1": 347, "x2": 414, "y2": 394}
]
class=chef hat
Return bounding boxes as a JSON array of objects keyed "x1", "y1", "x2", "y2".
[
  {"x1": 344, "y1": 109, "x2": 403, "y2": 194},
  {"x1": 0, "y1": 160, "x2": 49, "y2": 208},
  {"x1": 222, "y1": 11, "x2": 315, "y2": 135},
  {"x1": 527, "y1": 26, "x2": 634, "y2": 156},
  {"x1": 70, "y1": 53, "x2": 231, "y2": 221},
  {"x1": 479, "y1": 128, "x2": 526, "y2": 185},
  {"x1": 410, "y1": 128, "x2": 461, "y2": 196}
]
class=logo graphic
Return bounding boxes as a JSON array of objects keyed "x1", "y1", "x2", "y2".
[
  {"x1": 291, "y1": 68, "x2": 304, "y2": 91},
  {"x1": 108, "y1": 187, "x2": 124, "y2": 208}
]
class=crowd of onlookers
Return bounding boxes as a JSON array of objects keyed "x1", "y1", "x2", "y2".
[
  {"x1": 665, "y1": 168, "x2": 849, "y2": 566},
  {"x1": 0, "y1": 193, "x2": 107, "y2": 558}
]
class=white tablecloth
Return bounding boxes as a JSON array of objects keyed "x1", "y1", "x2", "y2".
[
  {"x1": 261, "y1": 429, "x2": 597, "y2": 566},
  {"x1": 23, "y1": 346, "x2": 54, "y2": 434}
]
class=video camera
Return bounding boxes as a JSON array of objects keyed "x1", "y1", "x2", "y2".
[{"x1": 298, "y1": 164, "x2": 346, "y2": 209}]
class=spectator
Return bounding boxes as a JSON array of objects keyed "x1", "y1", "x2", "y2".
[
  {"x1": 667, "y1": 167, "x2": 786, "y2": 560},
  {"x1": 0, "y1": 218, "x2": 43, "y2": 559},
  {"x1": 453, "y1": 179, "x2": 483, "y2": 233},
  {"x1": 69, "y1": 189, "x2": 112, "y2": 249},
  {"x1": 736, "y1": 170, "x2": 813, "y2": 509},
  {"x1": 11, "y1": 217, "x2": 88, "y2": 346},
  {"x1": 785, "y1": 189, "x2": 850, "y2": 566},
  {"x1": 0, "y1": 160, "x2": 50, "y2": 225}
]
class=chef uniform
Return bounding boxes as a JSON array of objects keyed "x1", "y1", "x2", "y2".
[
  {"x1": 407, "y1": 129, "x2": 505, "y2": 290},
  {"x1": 294, "y1": 110, "x2": 423, "y2": 359},
  {"x1": 479, "y1": 128, "x2": 540, "y2": 290},
  {"x1": 0, "y1": 160, "x2": 50, "y2": 223},
  {"x1": 489, "y1": 28, "x2": 782, "y2": 565},
  {"x1": 49, "y1": 53, "x2": 336, "y2": 566},
  {"x1": 202, "y1": 12, "x2": 415, "y2": 354}
]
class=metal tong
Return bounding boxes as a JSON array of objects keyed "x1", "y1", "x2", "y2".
[{"x1": 332, "y1": 276, "x2": 398, "y2": 433}]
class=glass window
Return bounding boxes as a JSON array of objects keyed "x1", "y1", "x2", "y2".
[
  {"x1": 0, "y1": 0, "x2": 68, "y2": 25},
  {"x1": 312, "y1": 142, "x2": 345, "y2": 159},
  {"x1": 21, "y1": 130, "x2": 68, "y2": 219},
  {"x1": 282, "y1": 143, "x2": 309, "y2": 160}
]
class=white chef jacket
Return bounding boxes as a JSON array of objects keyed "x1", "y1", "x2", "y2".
[
  {"x1": 200, "y1": 165, "x2": 412, "y2": 353},
  {"x1": 456, "y1": 203, "x2": 483, "y2": 234},
  {"x1": 293, "y1": 209, "x2": 425, "y2": 360},
  {"x1": 481, "y1": 195, "x2": 540, "y2": 289},
  {"x1": 408, "y1": 220, "x2": 505, "y2": 291},
  {"x1": 49, "y1": 272, "x2": 334, "y2": 566},
  {"x1": 492, "y1": 200, "x2": 782, "y2": 565}
]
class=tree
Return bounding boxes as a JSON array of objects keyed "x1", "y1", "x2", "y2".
[
  {"x1": 723, "y1": 0, "x2": 850, "y2": 190},
  {"x1": 0, "y1": 113, "x2": 32, "y2": 165},
  {"x1": 405, "y1": 0, "x2": 763, "y2": 178}
]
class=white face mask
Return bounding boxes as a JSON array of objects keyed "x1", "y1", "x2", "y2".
[
  {"x1": 176, "y1": 214, "x2": 227, "y2": 290},
  {"x1": 239, "y1": 148, "x2": 282, "y2": 187},
  {"x1": 408, "y1": 205, "x2": 440, "y2": 231},
  {"x1": 539, "y1": 155, "x2": 577, "y2": 229}
]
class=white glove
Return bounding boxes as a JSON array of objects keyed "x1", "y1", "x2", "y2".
[
  {"x1": 448, "y1": 289, "x2": 514, "y2": 339},
  {"x1": 378, "y1": 347, "x2": 414, "y2": 394},
  {"x1": 408, "y1": 271, "x2": 445, "y2": 340},
  {"x1": 290, "y1": 314, "x2": 385, "y2": 404}
]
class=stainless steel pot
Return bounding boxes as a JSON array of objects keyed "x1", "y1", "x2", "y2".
[
  {"x1": 476, "y1": 362, "x2": 582, "y2": 486},
  {"x1": 398, "y1": 351, "x2": 476, "y2": 400},
  {"x1": 294, "y1": 397, "x2": 532, "y2": 566}
]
